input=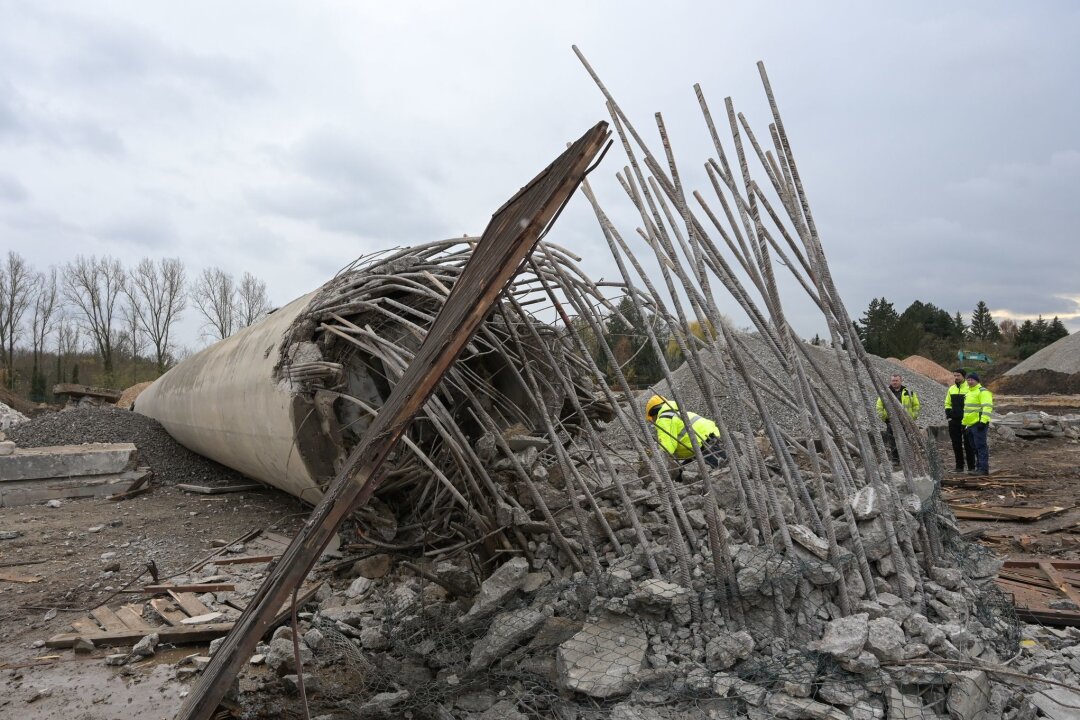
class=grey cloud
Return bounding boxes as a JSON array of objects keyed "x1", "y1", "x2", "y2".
[
  {"x1": 96, "y1": 212, "x2": 178, "y2": 250},
  {"x1": 0, "y1": 173, "x2": 28, "y2": 203},
  {"x1": 249, "y1": 129, "x2": 446, "y2": 240}
]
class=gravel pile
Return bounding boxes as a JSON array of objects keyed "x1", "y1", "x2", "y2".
[
  {"x1": 901, "y1": 354, "x2": 953, "y2": 385},
  {"x1": 604, "y1": 334, "x2": 947, "y2": 451},
  {"x1": 1006, "y1": 331, "x2": 1080, "y2": 376},
  {"x1": 9, "y1": 406, "x2": 250, "y2": 486}
]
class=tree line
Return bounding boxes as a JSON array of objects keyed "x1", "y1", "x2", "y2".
[
  {"x1": 856, "y1": 297, "x2": 1069, "y2": 364},
  {"x1": 0, "y1": 251, "x2": 272, "y2": 400}
]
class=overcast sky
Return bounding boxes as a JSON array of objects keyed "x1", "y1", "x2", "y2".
[{"x1": 2, "y1": 1, "x2": 1078, "y2": 352}]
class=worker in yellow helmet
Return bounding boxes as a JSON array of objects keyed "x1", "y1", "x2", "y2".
[{"x1": 645, "y1": 395, "x2": 726, "y2": 468}]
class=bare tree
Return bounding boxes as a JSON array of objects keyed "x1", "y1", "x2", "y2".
[
  {"x1": 55, "y1": 314, "x2": 81, "y2": 383},
  {"x1": 0, "y1": 251, "x2": 35, "y2": 389},
  {"x1": 129, "y1": 257, "x2": 186, "y2": 375},
  {"x1": 64, "y1": 255, "x2": 126, "y2": 380},
  {"x1": 191, "y1": 267, "x2": 237, "y2": 341},
  {"x1": 29, "y1": 267, "x2": 59, "y2": 400},
  {"x1": 121, "y1": 294, "x2": 145, "y2": 385},
  {"x1": 237, "y1": 271, "x2": 270, "y2": 328}
]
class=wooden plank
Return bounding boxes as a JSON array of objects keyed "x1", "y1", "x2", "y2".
[
  {"x1": 71, "y1": 617, "x2": 101, "y2": 635},
  {"x1": 47, "y1": 622, "x2": 236, "y2": 648},
  {"x1": 145, "y1": 583, "x2": 234, "y2": 594},
  {"x1": 178, "y1": 122, "x2": 610, "y2": 720},
  {"x1": 90, "y1": 606, "x2": 129, "y2": 633},
  {"x1": 950, "y1": 504, "x2": 1070, "y2": 522},
  {"x1": 178, "y1": 483, "x2": 262, "y2": 495},
  {"x1": 115, "y1": 604, "x2": 154, "y2": 632},
  {"x1": 211, "y1": 555, "x2": 277, "y2": 566},
  {"x1": 169, "y1": 591, "x2": 213, "y2": 618},
  {"x1": 1040, "y1": 561, "x2": 1080, "y2": 609},
  {"x1": 149, "y1": 598, "x2": 188, "y2": 627}
]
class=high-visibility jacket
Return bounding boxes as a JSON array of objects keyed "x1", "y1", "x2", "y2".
[
  {"x1": 944, "y1": 382, "x2": 966, "y2": 422},
  {"x1": 962, "y1": 384, "x2": 993, "y2": 427},
  {"x1": 653, "y1": 401, "x2": 720, "y2": 459},
  {"x1": 876, "y1": 386, "x2": 920, "y2": 422}
]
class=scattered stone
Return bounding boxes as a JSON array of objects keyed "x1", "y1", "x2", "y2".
[
  {"x1": 353, "y1": 554, "x2": 392, "y2": 579},
  {"x1": 851, "y1": 486, "x2": 881, "y2": 520},
  {"x1": 789, "y1": 524, "x2": 830, "y2": 560},
  {"x1": 357, "y1": 689, "x2": 410, "y2": 717},
  {"x1": 192, "y1": 656, "x2": 212, "y2": 671},
  {"x1": 304, "y1": 627, "x2": 324, "y2": 652},
  {"x1": 131, "y1": 632, "x2": 159, "y2": 657},
  {"x1": 88, "y1": 525, "x2": 105, "y2": 533},
  {"x1": 266, "y1": 636, "x2": 312, "y2": 676},
  {"x1": 346, "y1": 576, "x2": 373, "y2": 599},
  {"x1": 45, "y1": 499, "x2": 61, "y2": 508},
  {"x1": 282, "y1": 673, "x2": 321, "y2": 695},
  {"x1": 886, "y1": 687, "x2": 925, "y2": 719},
  {"x1": 359, "y1": 627, "x2": 388, "y2": 651},
  {"x1": 556, "y1": 613, "x2": 647, "y2": 698},
  {"x1": 72, "y1": 637, "x2": 95, "y2": 654},
  {"x1": 0, "y1": 530, "x2": 22, "y2": 540},
  {"x1": 250, "y1": 654, "x2": 265, "y2": 665},
  {"x1": 104, "y1": 653, "x2": 129, "y2": 666}
]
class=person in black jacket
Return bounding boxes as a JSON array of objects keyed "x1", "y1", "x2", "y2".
[{"x1": 944, "y1": 368, "x2": 975, "y2": 472}]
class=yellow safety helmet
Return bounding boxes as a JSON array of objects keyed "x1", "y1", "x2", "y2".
[{"x1": 645, "y1": 395, "x2": 666, "y2": 422}]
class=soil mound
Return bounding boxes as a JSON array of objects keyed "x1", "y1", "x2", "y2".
[
  {"x1": 990, "y1": 369, "x2": 1080, "y2": 395},
  {"x1": 900, "y1": 355, "x2": 953, "y2": 385}
]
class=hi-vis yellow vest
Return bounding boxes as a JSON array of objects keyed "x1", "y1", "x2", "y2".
[{"x1": 654, "y1": 401, "x2": 720, "y2": 459}]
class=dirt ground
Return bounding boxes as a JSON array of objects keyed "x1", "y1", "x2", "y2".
[
  {"x1": 0, "y1": 482, "x2": 309, "y2": 719},
  {"x1": 939, "y1": 395, "x2": 1080, "y2": 560}
]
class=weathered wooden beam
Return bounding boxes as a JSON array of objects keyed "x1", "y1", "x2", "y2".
[{"x1": 175, "y1": 121, "x2": 609, "y2": 720}]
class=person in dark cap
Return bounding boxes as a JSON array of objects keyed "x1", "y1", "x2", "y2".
[
  {"x1": 962, "y1": 371, "x2": 994, "y2": 476},
  {"x1": 945, "y1": 368, "x2": 975, "y2": 472}
]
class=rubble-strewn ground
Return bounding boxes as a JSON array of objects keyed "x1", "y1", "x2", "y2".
[{"x1": 4, "y1": 398, "x2": 1080, "y2": 719}]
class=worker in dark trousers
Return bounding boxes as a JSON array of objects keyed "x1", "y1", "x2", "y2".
[
  {"x1": 962, "y1": 372, "x2": 994, "y2": 476},
  {"x1": 645, "y1": 395, "x2": 727, "y2": 470},
  {"x1": 944, "y1": 369, "x2": 975, "y2": 472},
  {"x1": 876, "y1": 374, "x2": 920, "y2": 464}
]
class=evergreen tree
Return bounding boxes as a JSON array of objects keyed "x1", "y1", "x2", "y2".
[
  {"x1": 1015, "y1": 319, "x2": 1036, "y2": 346},
  {"x1": 857, "y1": 297, "x2": 899, "y2": 356},
  {"x1": 603, "y1": 297, "x2": 664, "y2": 386},
  {"x1": 1033, "y1": 315, "x2": 1049, "y2": 343},
  {"x1": 953, "y1": 311, "x2": 967, "y2": 338},
  {"x1": 968, "y1": 301, "x2": 1001, "y2": 341},
  {"x1": 1047, "y1": 316, "x2": 1069, "y2": 343}
]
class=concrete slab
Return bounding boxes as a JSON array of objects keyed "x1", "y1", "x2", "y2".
[
  {"x1": 0, "y1": 443, "x2": 137, "y2": 482},
  {"x1": 0, "y1": 468, "x2": 149, "y2": 507}
]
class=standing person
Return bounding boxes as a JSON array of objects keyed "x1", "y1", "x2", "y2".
[
  {"x1": 962, "y1": 372, "x2": 993, "y2": 476},
  {"x1": 645, "y1": 395, "x2": 727, "y2": 469},
  {"x1": 945, "y1": 369, "x2": 975, "y2": 473},
  {"x1": 876, "y1": 374, "x2": 921, "y2": 464}
]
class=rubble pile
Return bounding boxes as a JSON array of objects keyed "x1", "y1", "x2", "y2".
[
  {"x1": 0, "y1": 400, "x2": 28, "y2": 432},
  {"x1": 992, "y1": 410, "x2": 1080, "y2": 441},
  {"x1": 9, "y1": 407, "x2": 248, "y2": 486}
]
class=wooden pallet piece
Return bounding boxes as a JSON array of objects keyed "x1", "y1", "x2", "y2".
[
  {"x1": 115, "y1": 604, "x2": 154, "y2": 632},
  {"x1": 71, "y1": 617, "x2": 101, "y2": 635},
  {"x1": 169, "y1": 591, "x2": 213, "y2": 618},
  {"x1": 90, "y1": 605, "x2": 130, "y2": 633},
  {"x1": 47, "y1": 622, "x2": 236, "y2": 648},
  {"x1": 145, "y1": 583, "x2": 235, "y2": 594},
  {"x1": 177, "y1": 483, "x2": 263, "y2": 495},
  {"x1": 149, "y1": 598, "x2": 188, "y2": 627},
  {"x1": 212, "y1": 555, "x2": 277, "y2": 566}
]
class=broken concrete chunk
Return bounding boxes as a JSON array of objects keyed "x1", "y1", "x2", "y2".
[
  {"x1": 104, "y1": 653, "x2": 128, "y2": 666},
  {"x1": 704, "y1": 630, "x2": 754, "y2": 670},
  {"x1": 766, "y1": 693, "x2": 847, "y2": 720},
  {"x1": 0, "y1": 440, "x2": 15, "y2": 456},
  {"x1": 886, "y1": 686, "x2": 925, "y2": 719},
  {"x1": 266, "y1": 636, "x2": 312, "y2": 676},
  {"x1": 461, "y1": 557, "x2": 529, "y2": 621},
  {"x1": 357, "y1": 689, "x2": 410, "y2": 717},
  {"x1": 946, "y1": 669, "x2": 991, "y2": 720},
  {"x1": 346, "y1": 577, "x2": 373, "y2": 599},
  {"x1": 811, "y1": 612, "x2": 868, "y2": 660},
  {"x1": 468, "y1": 608, "x2": 546, "y2": 670},
  {"x1": 353, "y1": 553, "x2": 392, "y2": 579},
  {"x1": 851, "y1": 486, "x2": 881, "y2": 520},
  {"x1": 789, "y1": 524, "x2": 830, "y2": 560},
  {"x1": 864, "y1": 616, "x2": 905, "y2": 662},
  {"x1": 72, "y1": 637, "x2": 95, "y2": 654},
  {"x1": 131, "y1": 632, "x2": 159, "y2": 657},
  {"x1": 0, "y1": 530, "x2": 22, "y2": 540},
  {"x1": 556, "y1": 613, "x2": 647, "y2": 698},
  {"x1": 180, "y1": 612, "x2": 223, "y2": 625},
  {"x1": 359, "y1": 627, "x2": 388, "y2": 651}
]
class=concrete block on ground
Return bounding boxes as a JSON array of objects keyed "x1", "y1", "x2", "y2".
[{"x1": 0, "y1": 443, "x2": 137, "y2": 481}]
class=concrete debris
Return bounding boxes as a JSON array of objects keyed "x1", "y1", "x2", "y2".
[
  {"x1": 468, "y1": 607, "x2": 545, "y2": 670},
  {"x1": 0, "y1": 401, "x2": 28, "y2": 431},
  {"x1": 131, "y1": 632, "x2": 159, "y2": 657},
  {"x1": 461, "y1": 556, "x2": 530, "y2": 621},
  {"x1": 812, "y1": 613, "x2": 869, "y2": 660},
  {"x1": 556, "y1": 613, "x2": 647, "y2": 698}
]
